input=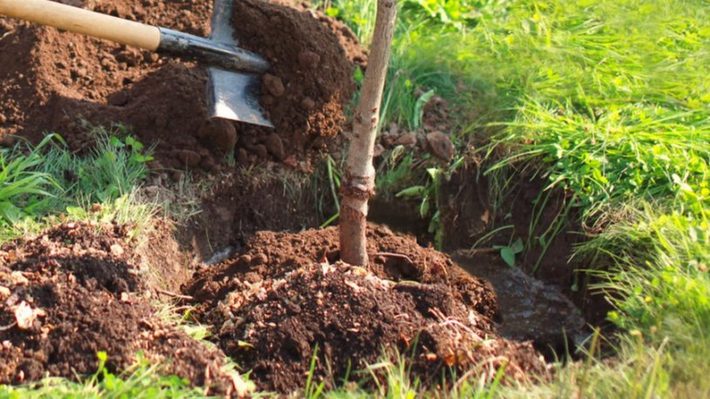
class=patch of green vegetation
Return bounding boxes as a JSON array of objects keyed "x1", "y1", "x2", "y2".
[
  {"x1": 0, "y1": 128, "x2": 156, "y2": 243},
  {"x1": 0, "y1": 353, "x2": 209, "y2": 399}
]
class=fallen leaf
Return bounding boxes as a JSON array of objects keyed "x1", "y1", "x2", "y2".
[
  {"x1": 14, "y1": 301, "x2": 44, "y2": 330},
  {"x1": 110, "y1": 244, "x2": 125, "y2": 256}
]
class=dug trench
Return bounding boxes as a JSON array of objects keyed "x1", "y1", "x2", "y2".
[{"x1": 0, "y1": 0, "x2": 603, "y2": 394}]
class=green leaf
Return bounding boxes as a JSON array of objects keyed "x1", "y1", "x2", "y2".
[
  {"x1": 396, "y1": 185, "x2": 427, "y2": 198},
  {"x1": 109, "y1": 136, "x2": 125, "y2": 148},
  {"x1": 412, "y1": 89, "x2": 435, "y2": 129},
  {"x1": 511, "y1": 237, "x2": 524, "y2": 253},
  {"x1": 500, "y1": 247, "x2": 516, "y2": 267}
]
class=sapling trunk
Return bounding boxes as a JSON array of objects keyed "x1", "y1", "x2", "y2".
[{"x1": 339, "y1": 0, "x2": 397, "y2": 266}]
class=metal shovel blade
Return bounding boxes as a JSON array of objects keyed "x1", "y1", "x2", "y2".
[{"x1": 207, "y1": 0, "x2": 273, "y2": 127}]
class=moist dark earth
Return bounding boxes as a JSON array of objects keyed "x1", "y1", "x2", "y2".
[
  {"x1": 0, "y1": 0, "x2": 360, "y2": 171},
  {"x1": 185, "y1": 225, "x2": 549, "y2": 392},
  {"x1": 0, "y1": 223, "x2": 241, "y2": 396}
]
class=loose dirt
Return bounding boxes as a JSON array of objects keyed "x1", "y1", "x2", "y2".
[
  {"x1": 185, "y1": 224, "x2": 548, "y2": 393},
  {"x1": 0, "y1": 222, "x2": 240, "y2": 395},
  {"x1": 0, "y1": 0, "x2": 359, "y2": 170}
]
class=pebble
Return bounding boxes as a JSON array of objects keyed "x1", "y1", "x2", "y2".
[
  {"x1": 262, "y1": 74, "x2": 285, "y2": 97},
  {"x1": 395, "y1": 132, "x2": 417, "y2": 147},
  {"x1": 426, "y1": 131, "x2": 455, "y2": 161},
  {"x1": 264, "y1": 133, "x2": 285, "y2": 160},
  {"x1": 174, "y1": 149, "x2": 201, "y2": 167},
  {"x1": 0, "y1": 286, "x2": 10, "y2": 301},
  {"x1": 110, "y1": 244, "x2": 124, "y2": 257},
  {"x1": 298, "y1": 50, "x2": 321, "y2": 69}
]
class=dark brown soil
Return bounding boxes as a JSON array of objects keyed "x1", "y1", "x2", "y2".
[
  {"x1": 438, "y1": 163, "x2": 611, "y2": 327},
  {"x1": 185, "y1": 225, "x2": 548, "y2": 393},
  {"x1": 231, "y1": 0, "x2": 357, "y2": 164},
  {"x1": 0, "y1": 222, "x2": 240, "y2": 395},
  {"x1": 0, "y1": 0, "x2": 359, "y2": 169}
]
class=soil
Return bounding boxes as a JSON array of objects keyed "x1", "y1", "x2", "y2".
[
  {"x1": 175, "y1": 167, "x2": 325, "y2": 262},
  {"x1": 438, "y1": 163, "x2": 611, "y2": 326},
  {"x1": 0, "y1": 0, "x2": 359, "y2": 170},
  {"x1": 0, "y1": 222, "x2": 241, "y2": 396},
  {"x1": 452, "y1": 251, "x2": 588, "y2": 360},
  {"x1": 185, "y1": 224, "x2": 548, "y2": 393}
]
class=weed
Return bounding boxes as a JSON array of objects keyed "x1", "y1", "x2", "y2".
[{"x1": 0, "y1": 135, "x2": 62, "y2": 225}]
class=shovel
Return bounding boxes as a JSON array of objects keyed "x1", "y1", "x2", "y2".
[{"x1": 0, "y1": 0, "x2": 274, "y2": 127}]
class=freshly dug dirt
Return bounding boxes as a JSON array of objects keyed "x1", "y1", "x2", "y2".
[
  {"x1": 186, "y1": 225, "x2": 548, "y2": 393},
  {"x1": 231, "y1": 0, "x2": 357, "y2": 164},
  {"x1": 0, "y1": 223, "x2": 240, "y2": 395},
  {"x1": 0, "y1": 0, "x2": 359, "y2": 169}
]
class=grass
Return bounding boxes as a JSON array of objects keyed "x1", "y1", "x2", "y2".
[
  {"x1": 0, "y1": 353, "x2": 210, "y2": 399},
  {"x1": 0, "y1": 128, "x2": 157, "y2": 243}
]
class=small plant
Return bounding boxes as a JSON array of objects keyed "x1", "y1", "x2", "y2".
[
  {"x1": 494, "y1": 237, "x2": 524, "y2": 267},
  {"x1": 0, "y1": 136, "x2": 62, "y2": 225}
]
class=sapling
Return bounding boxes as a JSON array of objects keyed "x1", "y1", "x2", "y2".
[{"x1": 339, "y1": 0, "x2": 397, "y2": 266}]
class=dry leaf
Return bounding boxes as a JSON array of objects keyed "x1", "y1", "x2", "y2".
[{"x1": 13, "y1": 301, "x2": 44, "y2": 329}]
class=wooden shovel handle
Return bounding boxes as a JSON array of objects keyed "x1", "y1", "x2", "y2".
[{"x1": 0, "y1": 0, "x2": 160, "y2": 50}]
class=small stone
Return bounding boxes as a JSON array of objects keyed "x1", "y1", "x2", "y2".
[
  {"x1": 395, "y1": 132, "x2": 417, "y2": 147},
  {"x1": 252, "y1": 144, "x2": 268, "y2": 159},
  {"x1": 0, "y1": 114, "x2": 6, "y2": 124},
  {"x1": 262, "y1": 74, "x2": 285, "y2": 97},
  {"x1": 174, "y1": 149, "x2": 202, "y2": 167},
  {"x1": 9, "y1": 271, "x2": 28, "y2": 286},
  {"x1": 198, "y1": 119, "x2": 237, "y2": 154},
  {"x1": 238, "y1": 254, "x2": 252, "y2": 265},
  {"x1": 251, "y1": 253, "x2": 268, "y2": 265},
  {"x1": 298, "y1": 50, "x2": 321, "y2": 69},
  {"x1": 110, "y1": 244, "x2": 125, "y2": 257},
  {"x1": 264, "y1": 133, "x2": 285, "y2": 160},
  {"x1": 236, "y1": 148, "x2": 249, "y2": 165},
  {"x1": 426, "y1": 131, "x2": 455, "y2": 161},
  {"x1": 0, "y1": 286, "x2": 10, "y2": 301},
  {"x1": 107, "y1": 91, "x2": 129, "y2": 106},
  {"x1": 300, "y1": 97, "x2": 316, "y2": 110}
]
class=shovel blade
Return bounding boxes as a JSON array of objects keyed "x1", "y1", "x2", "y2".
[
  {"x1": 207, "y1": 0, "x2": 272, "y2": 127},
  {"x1": 207, "y1": 67, "x2": 273, "y2": 127}
]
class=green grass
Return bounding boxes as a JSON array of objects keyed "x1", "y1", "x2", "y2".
[
  {"x1": 0, "y1": 128, "x2": 156, "y2": 243},
  {"x1": 0, "y1": 353, "x2": 210, "y2": 399}
]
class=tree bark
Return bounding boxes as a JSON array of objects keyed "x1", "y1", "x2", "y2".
[{"x1": 339, "y1": 0, "x2": 397, "y2": 266}]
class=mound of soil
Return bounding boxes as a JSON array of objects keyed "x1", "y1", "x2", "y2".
[
  {"x1": 0, "y1": 0, "x2": 359, "y2": 170},
  {"x1": 186, "y1": 225, "x2": 548, "y2": 393},
  {"x1": 0, "y1": 223, "x2": 241, "y2": 395}
]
